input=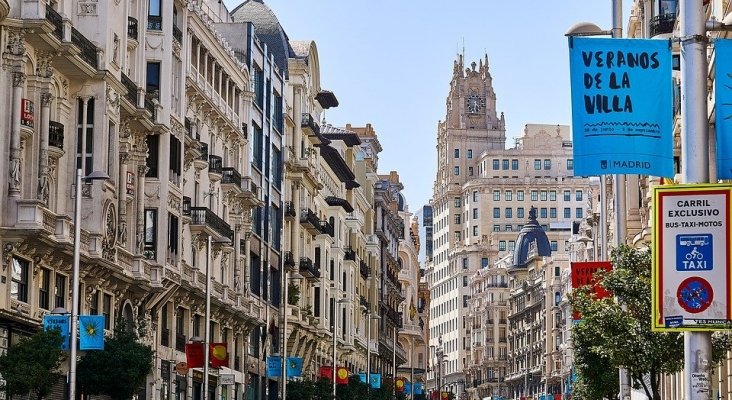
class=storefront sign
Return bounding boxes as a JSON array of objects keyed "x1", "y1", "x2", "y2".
[{"x1": 21, "y1": 99, "x2": 34, "y2": 128}]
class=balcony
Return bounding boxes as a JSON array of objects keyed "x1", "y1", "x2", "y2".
[
  {"x1": 284, "y1": 201, "x2": 296, "y2": 219},
  {"x1": 49, "y1": 121, "x2": 64, "y2": 149},
  {"x1": 144, "y1": 97, "x2": 156, "y2": 121},
  {"x1": 319, "y1": 220, "x2": 334, "y2": 237},
  {"x1": 359, "y1": 260, "x2": 370, "y2": 279},
  {"x1": 190, "y1": 207, "x2": 234, "y2": 242},
  {"x1": 128, "y1": 17, "x2": 139, "y2": 41},
  {"x1": 650, "y1": 13, "x2": 676, "y2": 37},
  {"x1": 299, "y1": 257, "x2": 320, "y2": 279},
  {"x1": 284, "y1": 251, "x2": 296, "y2": 270},
  {"x1": 239, "y1": 177, "x2": 264, "y2": 208},
  {"x1": 386, "y1": 306, "x2": 402, "y2": 328},
  {"x1": 71, "y1": 27, "x2": 98, "y2": 70},
  {"x1": 299, "y1": 208, "x2": 321, "y2": 235},
  {"x1": 172, "y1": 24, "x2": 182, "y2": 43},
  {"x1": 208, "y1": 155, "x2": 223, "y2": 176},
  {"x1": 182, "y1": 196, "x2": 191, "y2": 217},
  {"x1": 301, "y1": 113, "x2": 320, "y2": 136},
  {"x1": 147, "y1": 15, "x2": 162, "y2": 31},
  {"x1": 344, "y1": 247, "x2": 356, "y2": 262},
  {"x1": 359, "y1": 295, "x2": 369, "y2": 309},
  {"x1": 121, "y1": 73, "x2": 139, "y2": 107},
  {"x1": 45, "y1": 5, "x2": 64, "y2": 41},
  {"x1": 221, "y1": 167, "x2": 242, "y2": 191}
]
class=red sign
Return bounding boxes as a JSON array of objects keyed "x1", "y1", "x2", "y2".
[
  {"x1": 185, "y1": 343, "x2": 204, "y2": 368},
  {"x1": 21, "y1": 99, "x2": 33, "y2": 128},
  {"x1": 126, "y1": 171, "x2": 135, "y2": 195},
  {"x1": 319, "y1": 366, "x2": 333, "y2": 381},
  {"x1": 395, "y1": 377, "x2": 405, "y2": 392},
  {"x1": 571, "y1": 261, "x2": 613, "y2": 319},
  {"x1": 209, "y1": 343, "x2": 228, "y2": 368},
  {"x1": 335, "y1": 366, "x2": 349, "y2": 384}
]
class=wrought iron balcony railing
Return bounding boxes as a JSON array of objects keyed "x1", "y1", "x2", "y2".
[
  {"x1": 344, "y1": 247, "x2": 356, "y2": 262},
  {"x1": 49, "y1": 121, "x2": 64, "y2": 149},
  {"x1": 121, "y1": 73, "x2": 138, "y2": 106},
  {"x1": 208, "y1": 155, "x2": 223, "y2": 175},
  {"x1": 190, "y1": 207, "x2": 234, "y2": 242},
  {"x1": 71, "y1": 27, "x2": 98, "y2": 70},
  {"x1": 45, "y1": 6, "x2": 64, "y2": 41},
  {"x1": 650, "y1": 13, "x2": 676, "y2": 37},
  {"x1": 128, "y1": 16, "x2": 139, "y2": 41}
]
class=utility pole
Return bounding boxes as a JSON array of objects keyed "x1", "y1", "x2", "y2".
[{"x1": 680, "y1": 0, "x2": 713, "y2": 398}]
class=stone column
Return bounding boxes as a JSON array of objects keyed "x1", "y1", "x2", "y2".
[
  {"x1": 118, "y1": 151, "x2": 130, "y2": 249},
  {"x1": 38, "y1": 91, "x2": 53, "y2": 204},
  {"x1": 9, "y1": 71, "x2": 25, "y2": 197}
]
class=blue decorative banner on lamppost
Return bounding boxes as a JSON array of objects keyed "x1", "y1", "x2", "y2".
[
  {"x1": 79, "y1": 315, "x2": 105, "y2": 350},
  {"x1": 715, "y1": 39, "x2": 732, "y2": 179},
  {"x1": 43, "y1": 315, "x2": 70, "y2": 350}
]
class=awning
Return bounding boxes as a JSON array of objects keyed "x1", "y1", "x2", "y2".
[{"x1": 325, "y1": 196, "x2": 354, "y2": 213}]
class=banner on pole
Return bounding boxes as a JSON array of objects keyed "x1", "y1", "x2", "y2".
[
  {"x1": 209, "y1": 343, "x2": 228, "y2": 368},
  {"x1": 715, "y1": 39, "x2": 732, "y2": 179},
  {"x1": 79, "y1": 315, "x2": 105, "y2": 350},
  {"x1": 266, "y1": 356, "x2": 282, "y2": 378},
  {"x1": 569, "y1": 37, "x2": 673, "y2": 176},
  {"x1": 43, "y1": 315, "x2": 70, "y2": 350},
  {"x1": 286, "y1": 357, "x2": 303, "y2": 378}
]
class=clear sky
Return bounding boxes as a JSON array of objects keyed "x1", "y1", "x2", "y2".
[{"x1": 223, "y1": 0, "x2": 631, "y2": 211}]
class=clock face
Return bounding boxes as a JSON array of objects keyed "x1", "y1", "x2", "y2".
[{"x1": 466, "y1": 94, "x2": 484, "y2": 113}]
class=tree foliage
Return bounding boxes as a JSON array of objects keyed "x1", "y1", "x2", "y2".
[
  {"x1": 571, "y1": 245, "x2": 732, "y2": 400},
  {"x1": 77, "y1": 319, "x2": 154, "y2": 400},
  {"x1": 285, "y1": 376, "x2": 408, "y2": 400},
  {"x1": 0, "y1": 328, "x2": 65, "y2": 399}
]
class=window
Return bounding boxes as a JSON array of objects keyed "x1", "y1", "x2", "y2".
[
  {"x1": 169, "y1": 135, "x2": 182, "y2": 184},
  {"x1": 167, "y1": 213, "x2": 179, "y2": 262},
  {"x1": 551, "y1": 241, "x2": 558, "y2": 251},
  {"x1": 530, "y1": 190, "x2": 538, "y2": 201},
  {"x1": 540, "y1": 208, "x2": 547, "y2": 218},
  {"x1": 454, "y1": 197, "x2": 462, "y2": 207},
  {"x1": 252, "y1": 125, "x2": 263, "y2": 170},
  {"x1": 146, "y1": 62, "x2": 161, "y2": 102},
  {"x1": 576, "y1": 190, "x2": 583, "y2": 201},
  {"x1": 147, "y1": 0, "x2": 162, "y2": 30},
  {"x1": 273, "y1": 94, "x2": 283, "y2": 133},
  {"x1": 567, "y1": 159, "x2": 574, "y2": 170},
  {"x1": 512, "y1": 159, "x2": 519, "y2": 170},
  {"x1": 454, "y1": 149, "x2": 460, "y2": 158},
  {"x1": 564, "y1": 190, "x2": 571, "y2": 201},
  {"x1": 493, "y1": 225, "x2": 500, "y2": 232},
  {"x1": 493, "y1": 190, "x2": 500, "y2": 201},
  {"x1": 144, "y1": 209, "x2": 158, "y2": 259},
  {"x1": 505, "y1": 224, "x2": 513, "y2": 231},
  {"x1": 454, "y1": 231, "x2": 461, "y2": 242},
  {"x1": 11, "y1": 257, "x2": 29, "y2": 302},
  {"x1": 564, "y1": 208, "x2": 571, "y2": 218},
  {"x1": 502, "y1": 159, "x2": 509, "y2": 170},
  {"x1": 102, "y1": 293, "x2": 112, "y2": 330},
  {"x1": 534, "y1": 159, "x2": 541, "y2": 170},
  {"x1": 540, "y1": 190, "x2": 547, "y2": 201},
  {"x1": 505, "y1": 208, "x2": 512, "y2": 218},
  {"x1": 517, "y1": 190, "x2": 525, "y2": 201},
  {"x1": 576, "y1": 208, "x2": 583, "y2": 218},
  {"x1": 467, "y1": 149, "x2": 473, "y2": 159},
  {"x1": 90, "y1": 292, "x2": 99, "y2": 315},
  {"x1": 493, "y1": 208, "x2": 500, "y2": 218},
  {"x1": 481, "y1": 258, "x2": 489, "y2": 268},
  {"x1": 472, "y1": 191, "x2": 478, "y2": 202},
  {"x1": 55, "y1": 274, "x2": 66, "y2": 309},
  {"x1": 550, "y1": 208, "x2": 557, "y2": 218},
  {"x1": 454, "y1": 214, "x2": 461, "y2": 224},
  {"x1": 39, "y1": 268, "x2": 51, "y2": 310},
  {"x1": 498, "y1": 241, "x2": 506, "y2": 251},
  {"x1": 453, "y1": 166, "x2": 460, "y2": 175},
  {"x1": 544, "y1": 159, "x2": 551, "y2": 170},
  {"x1": 272, "y1": 147, "x2": 282, "y2": 190},
  {"x1": 254, "y1": 66, "x2": 264, "y2": 109},
  {"x1": 508, "y1": 240, "x2": 516, "y2": 251},
  {"x1": 145, "y1": 135, "x2": 159, "y2": 178},
  {"x1": 76, "y1": 98, "x2": 95, "y2": 176},
  {"x1": 472, "y1": 226, "x2": 478, "y2": 236},
  {"x1": 462, "y1": 258, "x2": 468, "y2": 269},
  {"x1": 505, "y1": 191, "x2": 512, "y2": 201},
  {"x1": 472, "y1": 208, "x2": 478, "y2": 219},
  {"x1": 549, "y1": 191, "x2": 556, "y2": 201},
  {"x1": 468, "y1": 167, "x2": 473, "y2": 176},
  {"x1": 492, "y1": 159, "x2": 499, "y2": 170},
  {"x1": 517, "y1": 207, "x2": 525, "y2": 219}
]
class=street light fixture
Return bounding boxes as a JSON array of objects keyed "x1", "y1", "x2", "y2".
[
  {"x1": 69, "y1": 169, "x2": 109, "y2": 400},
  {"x1": 202, "y1": 235, "x2": 231, "y2": 400}
]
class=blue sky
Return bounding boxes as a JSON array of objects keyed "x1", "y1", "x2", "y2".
[{"x1": 223, "y1": 0, "x2": 630, "y2": 210}]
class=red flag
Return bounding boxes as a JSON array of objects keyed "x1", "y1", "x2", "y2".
[
  {"x1": 209, "y1": 343, "x2": 228, "y2": 368},
  {"x1": 395, "y1": 377, "x2": 406, "y2": 392},
  {"x1": 335, "y1": 366, "x2": 349, "y2": 384},
  {"x1": 185, "y1": 343, "x2": 204, "y2": 368},
  {"x1": 441, "y1": 392, "x2": 449, "y2": 400},
  {"x1": 320, "y1": 366, "x2": 333, "y2": 381},
  {"x1": 430, "y1": 391, "x2": 439, "y2": 400}
]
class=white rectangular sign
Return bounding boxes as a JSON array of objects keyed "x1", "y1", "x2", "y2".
[{"x1": 652, "y1": 184, "x2": 732, "y2": 331}]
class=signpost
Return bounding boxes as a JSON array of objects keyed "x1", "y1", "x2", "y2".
[{"x1": 651, "y1": 184, "x2": 732, "y2": 331}]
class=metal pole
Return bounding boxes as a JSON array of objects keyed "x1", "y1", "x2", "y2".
[
  {"x1": 367, "y1": 313, "x2": 371, "y2": 390},
  {"x1": 392, "y1": 328, "x2": 396, "y2": 397},
  {"x1": 69, "y1": 168, "x2": 82, "y2": 400},
  {"x1": 599, "y1": 176, "x2": 608, "y2": 260},
  {"x1": 410, "y1": 338, "x2": 415, "y2": 400},
  {"x1": 204, "y1": 236, "x2": 212, "y2": 400},
  {"x1": 680, "y1": 0, "x2": 713, "y2": 398},
  {"x1": 333, "y1": 298, "x2": 337, "y2": 398},
  {"x1": 282, "y1": 271, "x2": 288, "y2": 400}
]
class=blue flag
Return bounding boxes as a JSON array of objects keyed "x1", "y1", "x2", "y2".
[
  {"x1": 405, "y1": 383, "x2": 412, "y2": 395},
  {"x1": 43, "y1": 315, "x2": 69, "y2": 350},
  {"x1": 569, "y1": 37, "x2": 673, "y2": 176},
  {"x1": 370, "y1": 373, "x2": 381, "y2": 389},
  {"x1": 78, "y1": 315, "x2": 104, "y2": 350},
  {"x1": 266, "y1": 356, "x2": 282, "y2": 378},
  {"x1": 414, "y1": 383, "x2": 423, "y2": 395},
  {"x1": 716, "y1": 39, "x2": 732, "y2": 179},
  {"x1": 286, "y1": 357, "x2": 303, "y2": 378},
  {"x1": 358, "y1": 373, "x2": 367, "y2": 383}
]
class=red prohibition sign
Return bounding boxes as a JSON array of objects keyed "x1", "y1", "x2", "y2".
[{"x1": 677, "y1": 276, "x2": 714, "y2": 313}]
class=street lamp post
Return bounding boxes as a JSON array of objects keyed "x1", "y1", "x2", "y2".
[
  {"x1": 281, "y1": 271, "x2": 303, "y2": 400},
  {"x1": 203, "y1": 236, "x2": 231, "y2": 400},
  {"x1": 333, "y1": 297, "x2": 348, "y2": 398},
  {"x1": 69, "y1": 169, "x2": 109, "y2": 400}
]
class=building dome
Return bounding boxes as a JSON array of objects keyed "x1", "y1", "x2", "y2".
[
  {"x1": 397, "y1": 193, "x2": 406, "y2": 212},
  {"x1": 230, "y1": 0, "x2": 293, "y2": 76},
  {"x1": 512, "y1": 206, "x2": 551, "y2": 268}
]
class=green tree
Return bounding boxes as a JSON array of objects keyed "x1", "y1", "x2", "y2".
[
  {"x1": 77, "y1": 319, "x2": 154, "y2": 400},
  {"x1": 571, "y1": 245, "x2": 732, "y2": 400},
  {"x1": 0, "y1": 328, "x2": 65, "y2": 399},
  {"x1": 286, "y1": 378, "x2": 331, "y2": 399}
]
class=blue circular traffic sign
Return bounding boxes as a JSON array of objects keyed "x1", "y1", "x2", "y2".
[{"x1": 677, "y1": 277, "x2": 714, "y2": 313}]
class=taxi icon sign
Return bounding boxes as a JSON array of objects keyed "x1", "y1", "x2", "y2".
[{"x1": 676, "y1": 234, "x2": 713, "y2": 271}]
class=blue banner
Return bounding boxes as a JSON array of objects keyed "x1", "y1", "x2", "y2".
[
  {"x1": 370, "y1": 373, "x2": 381, "y2": 389},
  {"x1": 414, "y1": 383, "x2": 423, "y2": 395},
  {"x1": 266, "y1": 356, "x2": 281, "y2": 378},
  {"x1": 358, "y1": 373, "x2": 367, "y2": 383},
  {"x1": 569, "y1": 37, "x2": 673, "y2": 176},
  {"x1": 286, "y1": 357, "x2": 303, "y2": 378},
  {"x1": 43, "y1": 315, "x2": 69, "y2": 350},
  {"x1": 79, "y1": 315, "x2": 105, "y2": 350},
  {"x1": 405, "y1": 382, "x2": 412, "y2": 395},
  {"x1": 716, "y1": 39, "x2": 732, "y2": 178}
]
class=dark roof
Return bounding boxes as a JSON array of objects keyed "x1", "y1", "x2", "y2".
[
  {"x1": 230, "y1": 0, "x2": 293, "y2": 76},
  {"x1": 325, "y1": 196, "x2": 354, "y2": 213},
  {"x1": 315, "y1": 90, "x2": 339, "y2": 109},
  {"x1": 512, "y1": 206, "x2": 552, "y2": 268},
  {"x1": 397, "y1": 193, "x2": 406, "y2": 212},
  {"x1": 346, "y1": 180, "x2": 361, "y2": 190},
  {"x1": 320, "y1": 124, "x2": 362, "y2": 147},
  {"x1": 319, "y1": 145, "x2": 355, "y2": 183}
]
